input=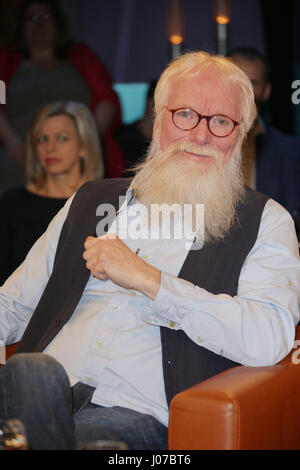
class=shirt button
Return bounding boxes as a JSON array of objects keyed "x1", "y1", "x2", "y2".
[
  {"x1": 169, "y1": 321, "x2": 175, "y2": 328},
  {"x1": 288, "y1": 279, "x2": 293, "y2": 287},
  {"x1": 142, "y1": 254, "x2": 149, "y2": 260},
  {"x1": 167, "y1": 360, "x2": 175, "y2": 366},
  {"x1": 113, "y1": 304, "x2": 120, "y2": 310},
  {"x1": 97, "y1": 341, "x2": 103, "y2": 348},
  {"x1": 219, "y1": 349, "x2": 224, "y2": 356},
  {"x1": 197, "y1": 337, "x2": 204, "y2": 344}
]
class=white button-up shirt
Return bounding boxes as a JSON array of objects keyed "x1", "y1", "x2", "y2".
[{"x1": 0, "y1": 191, "x2": 299, "y2": 427}]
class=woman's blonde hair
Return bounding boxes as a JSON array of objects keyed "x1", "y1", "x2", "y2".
[
  {"x1": 154, "y1": 51, "x2": 257, "y2": 137},
  {"x1": 26, "y1": 101, "x2": 104, "y2": 186}
]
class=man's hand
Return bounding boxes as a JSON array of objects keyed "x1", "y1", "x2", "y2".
[{"x1": 83, "y1": 233, "x2": 161, "y2": 300}]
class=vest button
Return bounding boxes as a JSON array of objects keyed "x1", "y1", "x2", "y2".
[{"x1": 55, "y1": 319, "x2": 61, "y2": 327}]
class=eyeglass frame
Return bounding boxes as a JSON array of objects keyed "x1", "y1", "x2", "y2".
[{"x1": 167, "y1": 107, "x2": 240, "y2": 138}]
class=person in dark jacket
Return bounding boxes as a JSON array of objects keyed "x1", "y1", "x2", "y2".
[{"x1": 228, "y1": 47, "x2": 300, "y2": 215}]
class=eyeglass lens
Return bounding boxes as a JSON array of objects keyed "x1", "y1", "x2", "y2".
[{"x1": 172, "y1": 108, "x2": 235, "y2": 137}]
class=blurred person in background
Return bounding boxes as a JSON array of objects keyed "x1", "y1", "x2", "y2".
[
  {"x1": 116, "y1": 79, "x2": 158, "y2": 175},
  {"x1": 228, "y1": 47, "x2": 300, "y2": 215},
  {"x1": 0, "y1": 101, "x2": 104, "y2": 285},
  {"x1": 0, "y1": 0, "x2": 124, "y2": 194}
]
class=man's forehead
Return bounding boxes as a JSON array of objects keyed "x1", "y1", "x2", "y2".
[
  {"x1": 167, "y1": 69, "x2": 242, "y2": 115},
  {"x1": 170, "y1": 67, "x2": 236, "y2": 91}
]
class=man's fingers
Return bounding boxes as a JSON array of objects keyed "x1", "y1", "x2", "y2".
[
  {"x1": 82, "y1": 244, "x2": 98, "y2": 261},
  {"x1": 84, "y1": 232, "x2": 118, "y2": 249},
  {"x1": 93, "y1": 271, "x2": 108, "y2": 280},
  {"x1": 84, "y1": 236, "x2": 98, "y2": 249},
  {"x1": 85, "y1": 257, "x2": 107, "y2": 279}
]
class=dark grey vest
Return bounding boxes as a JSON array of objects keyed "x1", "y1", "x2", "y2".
[{"x1": 16, "y1": 178, "x2": 268, "y2": 405}]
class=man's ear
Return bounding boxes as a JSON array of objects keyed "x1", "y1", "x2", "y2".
[{"x1": 262, "y1": 82, "x2": 272, "y2": 102}]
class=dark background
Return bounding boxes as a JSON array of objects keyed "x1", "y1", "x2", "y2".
[{"x1": 0, "y1": 0, "x2": 299, "y2": 135}]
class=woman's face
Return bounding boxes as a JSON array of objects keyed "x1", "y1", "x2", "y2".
[
  {"x1": 24, "y1": 3, "x2": 56, "y2": 51},
  {"x1": 35, "y1": 115, "x2": 84, "y2": 179}
]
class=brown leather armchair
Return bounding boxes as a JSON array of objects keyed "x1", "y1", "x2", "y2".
[
  {"x1": 5, "y1": 327, "x2": 300, "y2": 450},
  {"x1": 168, "y1": 325, "x2": 300, "y2": 450},
  {"x1": 5, "y1": 343, "x2": 17, "y2": 361}
]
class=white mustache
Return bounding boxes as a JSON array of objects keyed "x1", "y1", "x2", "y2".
[{"x1": 168, "y1": 141, "x2": 223, "y2": 160}]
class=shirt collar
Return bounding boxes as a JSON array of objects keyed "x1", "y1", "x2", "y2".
[{"x1": 117, "y1": 186, "x2": 135, "y2": 214}]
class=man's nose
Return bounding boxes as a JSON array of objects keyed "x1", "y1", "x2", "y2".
[{"x1": 188, "y1": 117, "x2": 212, "y2": 145}]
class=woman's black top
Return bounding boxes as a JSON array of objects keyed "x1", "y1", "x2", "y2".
[{"x1": 0, "y1": 187, "x2": 67, "y2": 285}]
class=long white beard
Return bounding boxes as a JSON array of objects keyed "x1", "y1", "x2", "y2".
[{"x1": 131, "y1": 139, "x2": 245, "y2": 244}]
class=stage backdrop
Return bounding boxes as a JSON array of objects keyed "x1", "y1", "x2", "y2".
[
  {"x1": 60, "y1": 0, "x2": 265, "y2": 123},
  {"x1": 60, "y1": 0, "x2": 300, "y2": 136},
  {"x1": 61, "y1": 0, "x2": 265, "y2": 83}
]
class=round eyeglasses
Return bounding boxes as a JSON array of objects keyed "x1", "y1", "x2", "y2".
[{"x1": 168, "y1": 108, "x2": 240, "y2": 137}]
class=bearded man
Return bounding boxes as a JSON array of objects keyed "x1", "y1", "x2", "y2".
[{"x1": 0, "y1": 52, "x2": 299, "y2": 450}]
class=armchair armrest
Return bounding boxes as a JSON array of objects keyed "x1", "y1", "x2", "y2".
[
  {"x1": 169, "y1": 332, "x2": 300, "y2": 450},
  {"x1": 5, "y1": 343, "x2": 18, "y2": 362},
  {"x1": 4, "y1": 336, "x2": 300, "y2": 450},
  {"x1": 0, "y1": 343, "x2": 17, "y2": 366}
]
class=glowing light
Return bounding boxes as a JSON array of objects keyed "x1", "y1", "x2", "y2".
[
  {"x1": 170, "y1": 34, "x2": 183, "y2": 45},
  {"x1": 214, "y1": 0, "x2": 231, "y2": 24},
  {"x1": 216, "y1": 15, "x2": 230, "y2": 25},
  {"x1": 168, "y1": 0, "x2": 184, "y2": 56}
]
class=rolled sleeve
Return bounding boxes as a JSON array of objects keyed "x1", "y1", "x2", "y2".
[{"x1": 136, "y1": 200, "x2": 300, "y2": 367}]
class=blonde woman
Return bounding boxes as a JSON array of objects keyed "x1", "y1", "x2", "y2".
[{"x1": 0, "y1": 101, "x2": 104, "y2": 284}]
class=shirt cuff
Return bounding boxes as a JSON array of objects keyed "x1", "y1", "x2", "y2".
[{"x1": 139, "y1": 271, "x2": 204, "y2": 329}]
